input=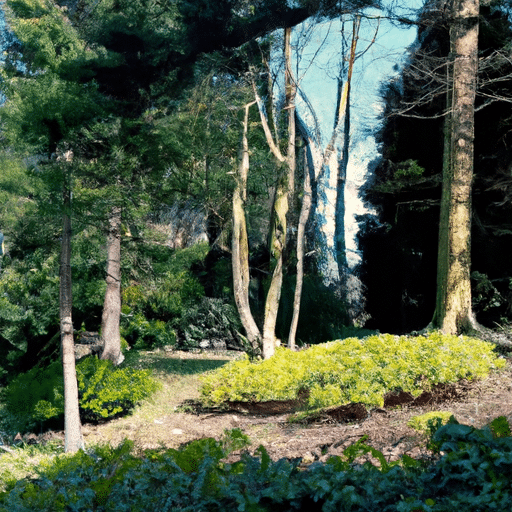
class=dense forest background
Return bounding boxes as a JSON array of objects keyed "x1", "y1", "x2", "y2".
[{"x1": 0, "y1": 0, "x2": 511, "y2": 383}]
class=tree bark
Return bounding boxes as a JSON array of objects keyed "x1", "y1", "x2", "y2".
[
  {"x1": 100, "y1": 205, "x2": 124, "y2": 365},
  {"x1": 60, "y1": 164, "x2": 83, "y2": 453},
  {"x1": 260, "y1": 26, "x2": 297, "y2": 359},
  {"x1": 432, "y1": 0, "x2": 479, "y2": 334},
  {"x1": 232, "y1": 101, "x2": 262, "y2": 351},
  {"x1": 288, "y1": 144, "x2": 313, "y2": 349}
]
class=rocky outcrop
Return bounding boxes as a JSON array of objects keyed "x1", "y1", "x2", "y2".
[{"x1": 74, "y1": 331, "x2": 103, "y2": 360}]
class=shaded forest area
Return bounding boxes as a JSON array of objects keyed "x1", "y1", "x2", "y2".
[{"x1": 360, "y1": 0, "x2": 512, "y2": 333}]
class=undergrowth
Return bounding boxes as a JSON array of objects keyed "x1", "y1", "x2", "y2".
[
  {"x1": 1, "y1": 357, "x2": 160, "y2": 433},
  {"x1": 200, "y1": 333, "x2": 505, "y2": 413},
  {"x1": 1, "y1": 417, "x2": 512, "y2": 511}
]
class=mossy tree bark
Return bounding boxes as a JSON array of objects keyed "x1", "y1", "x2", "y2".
[
  {"x1": 232, "y1": 101, "x2": 262, "y2": 351},
  {"x1": 100, "y1": 205, "x2": 123, "y2": 365},
  {"x1": 432, "y1": 0, "x2": 479, "y2": 334},
  {"x1": 59, "y1": 158, "x2": 84, "y2": 453}
]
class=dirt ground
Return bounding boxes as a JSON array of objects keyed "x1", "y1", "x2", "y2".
[{"x1": 26, "y1": 350, "x2": 512, "y2": 466}]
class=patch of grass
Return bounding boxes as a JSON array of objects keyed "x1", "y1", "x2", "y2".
[
  {"x1": 123, "y1": 349, "x2": 237, "y2": 376},
  {"x1": 0, "y1": 442, "x2": 63, "y2": 492}
]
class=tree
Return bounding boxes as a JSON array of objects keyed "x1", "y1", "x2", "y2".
[
  {"x1": 1, "y1": 0, "x2": 107, "y2": 451},
  {"x1": 59, "y1": 150, "x2": 84, "y2": 452},
  {"x1": 100, "y1": 205, "x2": 123, "y2": 365},
  {"x1": 432, "y1": 0, "x2": 480, "y2": 333},
  {"x1": 232, "y1": 100, "x2": 262, "y2": 351}
]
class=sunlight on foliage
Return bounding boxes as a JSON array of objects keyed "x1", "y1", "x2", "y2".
[{"x1": 200, "y1": 333, "x2": 506, "y2": 412}]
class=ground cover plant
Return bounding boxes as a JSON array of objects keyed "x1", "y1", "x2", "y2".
[
  {"x1": 1, "y1": 418, "x2": 512, "y2": 511},
  {"x1": 200, "y1": 333, "x2": 506, "y2": 414}
]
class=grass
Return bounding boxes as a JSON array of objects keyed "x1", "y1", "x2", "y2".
[{"x1": 0, "y1": 349, "x2": 241, "y2": 487}]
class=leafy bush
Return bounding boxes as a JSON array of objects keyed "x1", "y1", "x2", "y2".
[
  {"x1": 407, "y1": 411, "x2": 454, "y2": 434},
  {"x1": 121, "y1": 244, "x2": 208, "y2": 348},
  {"x1": 1, "y1": 357, "x2": 160, "y2": 432},
  {"x1": 121, "y1": 312, "x2": 177, "y2": 349},
  {"x1": 200, "y1": 333, "x2": 506, "y2": 412},
  {"x1": 1, "y1": 361, "x2": 64, "y2": 432},
  {"x1": 2, "y1": 420, "x2": 512, "y2": 511},
  {"x1": 76, "y1": 357, "x2": 161, "y2": 422}
]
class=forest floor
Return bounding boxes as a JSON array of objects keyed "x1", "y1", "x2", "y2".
[{"x1": 22, "y1": 342, "x2": 512, "y2": 466}]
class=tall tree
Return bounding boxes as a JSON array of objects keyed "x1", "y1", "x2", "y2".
[
  {"x1": 432, "y1": 0, "x2": 480, "y2": 333},
  {"x1": 100, "y1": 205, "x2": 123, "y2": 364},
  {"x1": 59, "y1": 150, "x2": 84, "y2": 452},
  {"x1": 232, "y1": 100, "x2": 262, "y2": 351}
]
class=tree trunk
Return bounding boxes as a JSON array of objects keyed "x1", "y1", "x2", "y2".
[
  {"x1": 60, "y1": 167, "x2": 83, "y2": 453},
  {"x1": 288, "y1": 144, "x2": 313, "y2": 349},
  {"x1": 232, "y1": 101, "x2": 262, "y2": 350},
  {"x1": 261, "y1": 26, "x2": 297, "y2": 359},
  {"x1": 432, "y1": 0, "x2": 479, "y2": 334},
  {"x1": 100, "y1": 205, "x2": 124, "y2": 365}
]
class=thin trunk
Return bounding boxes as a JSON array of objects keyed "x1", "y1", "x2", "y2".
[
  {"x1": 261, "y1": 26, "x2": 297, "y2": 359},
  {"x1": 432, "y1": 0, "x2": 479, "y2": 333},
  {"x1": 288, "y1": 144, "x2": 312, "y2": 349},
  {"x1": 60, "y1": 166, "x2": 83, "y2": 453},
  {"x1": 100, "y1": 205, "x2": 123, "y2": 365},
  {"x1": 232, "y1": 101, "x2": 261, "y2": 349}
]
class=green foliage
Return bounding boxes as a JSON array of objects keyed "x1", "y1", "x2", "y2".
[
  {"x1": 0, "y1": 248, "x2": 60, "y2": 370},
  {"x1": 2, "y1": 419, "x2": 512, "y2": 511},
  {"x1": 121, "y1": 243, "x2": 221, "y2": 349},
  {"x1": 394, "y1": 159, "x2": 425, "y2": 180},
  {"x1": 76, "y1": 357, "x2": 160, "y2": 422},
  {"x1": 1, "y1": 357, "x2": 160, "y2": 433},
  {"x1": 407, "y1": 411, "x2": 454, "y2": 434},
  {"x1": 200, "y1": 333, "x2": 506, "y2": 412},
  {"x1": 0, "y1": 224, "x2": 110, "y2": 379},
  {"x1": 1, "y1": 361, "x2": 64, "y2": 432},
  {"x1": 121, "y1": 313, "x2": 177, "y2": 350},
  {"x1": 179, "y1": 297, "x2": 243, "y2": 350}
]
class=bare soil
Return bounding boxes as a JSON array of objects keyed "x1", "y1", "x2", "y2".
[{"x1": 19, "y1": 349, "x2": 512, "y2": 466}]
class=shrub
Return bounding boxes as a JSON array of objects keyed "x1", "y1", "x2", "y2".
[
  {"x1": 2, "y1": 420, "x2": 512, "y2": 511},
  {"x1": 1, "y1": 361, "x2": 64, "y2": 432},
  {"x1": 76, "y1": 357, "x2": 161, "y2": 422},
  {"x1": 1, "y1": 357, "x2": 160, "y2": 432},
  {"x1": 200, "y1": 333, "x2": 506, "y2": 413},
  {"x1": 407, "y1": 411, "x2": 454, "y2": 434},
  {"x1": 121, "y1": 312, "x2": 177, "y2": 349}
]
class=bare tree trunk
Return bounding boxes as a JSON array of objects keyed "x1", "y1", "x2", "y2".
[
  {"x1": 432, "y1": 0, "x2": 479, "y2": 333},
  {"x1": 288, "y1": 144, "x2": 312, "y2": 349},
  {"x1": 260, "y1": 26, "x2": 297, "y2": 359},
  {"x1": 232, "y1": 101, "x2": 262, "y2": 350},
  {"x1": 60, "y1": 164, "x2": 83, "y2": 453},
  {"x1": 100, "y1": 205, "x2": 124, "y2": 365}
]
